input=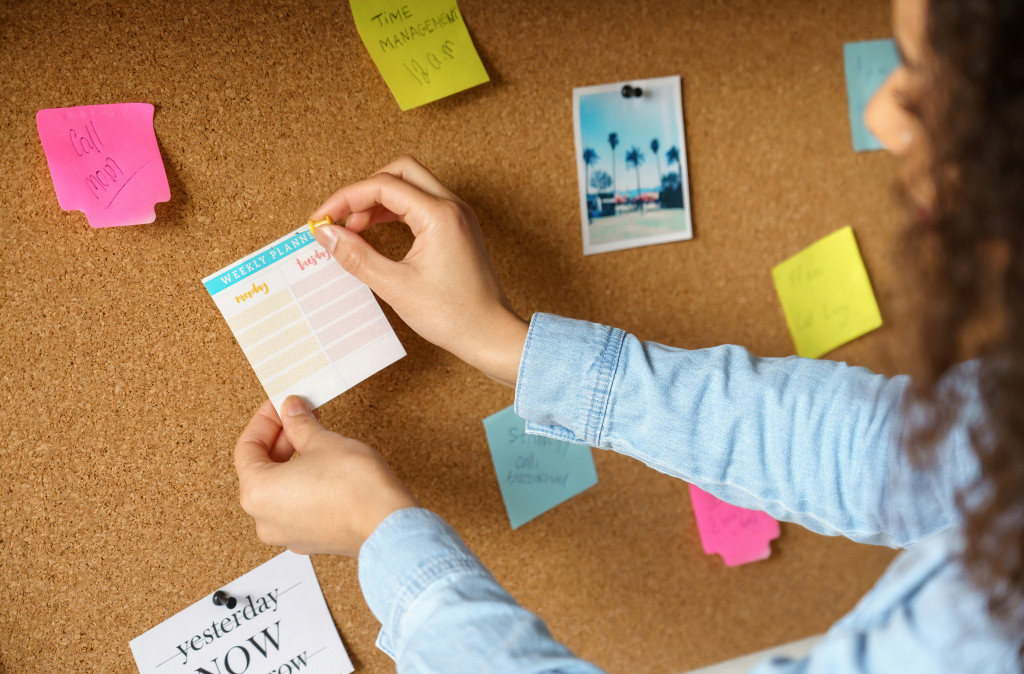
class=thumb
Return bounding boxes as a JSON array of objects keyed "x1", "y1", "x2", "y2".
[
  {"x1": 314, "y1": 224, "x2": 402, "y2": 298},
  {"x1": 280, "y1": 396, "x2": 331, "y2": 452}
]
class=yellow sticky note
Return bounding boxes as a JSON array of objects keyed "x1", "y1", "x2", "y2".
[
  {"x1": 772, "y1": 226, "x2": 883, "y2": 358},
  {"x1": 350, "y1": 1, "x2": 490, "y2": 111}
]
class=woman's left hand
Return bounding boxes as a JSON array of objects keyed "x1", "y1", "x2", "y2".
[{"x1": 233, "y1": 397, "x2": 420, "y2": 556}]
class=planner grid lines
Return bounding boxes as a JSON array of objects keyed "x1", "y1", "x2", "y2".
[
  {"x1": 204, "y1": 224, "x2": 405, "y2": 413},
  {"x1": 233, "y1": 263, "x2": 393, "y2": 398}
]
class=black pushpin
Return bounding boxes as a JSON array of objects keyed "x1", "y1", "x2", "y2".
[
  {"x1": 621, "y1": 85, "x2": 643, "y2": 99},
  {"x1": 212, "y1": 590, "x2": 237, "y2": 609}
]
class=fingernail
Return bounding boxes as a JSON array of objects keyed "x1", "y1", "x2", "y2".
[
  {"x1": 282, "y1": 396, "x2": 311, "y2": 417},
  {"x1": 315, "y1": 224, "x2": 340, "y2": 250}
]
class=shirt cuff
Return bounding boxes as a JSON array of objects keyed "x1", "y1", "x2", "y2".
[
  {"x1": 514, "y1": 313, "x2": 625, "y2": 446},
  {"x1": 358, "y1": 508, "x2": 493, "y2": 659}
]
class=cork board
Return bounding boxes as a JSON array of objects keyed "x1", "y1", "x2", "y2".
[{"x1": 0, "y1": 0, "x2": 907, "y2": 671}]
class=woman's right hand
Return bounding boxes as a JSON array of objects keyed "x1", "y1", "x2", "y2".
[{"x1": 308, "y1": 156, "x2": 529, "y2": 387}]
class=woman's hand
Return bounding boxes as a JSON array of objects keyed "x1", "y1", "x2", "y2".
[
  {"x1": 309, "y1": 156, "x2": 529, "y2": 387},
  {"x1": 233, "y1": 397, "x2": 419, "y2": 556}
]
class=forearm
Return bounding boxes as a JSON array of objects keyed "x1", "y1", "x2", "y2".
[
  {"x1": 515, "y1": 314, "x2": 968, "y2": 547},
  {"x1": 359, "y1": 508, "x2": 605, "y2": 673}
]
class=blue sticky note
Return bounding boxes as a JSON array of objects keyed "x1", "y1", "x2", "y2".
[
  {"x1": 483, "y1": 406, "x2": 598, "y2": 529},
  {"x1": 843, "y1": 39, "x2": 901, "y2": 152}
]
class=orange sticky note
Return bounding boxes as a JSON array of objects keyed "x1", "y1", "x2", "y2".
[{"x1": 36, "y1": 103, "x2": 170, "y2": 228}]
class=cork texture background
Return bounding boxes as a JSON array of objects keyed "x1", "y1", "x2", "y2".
[{"x1": 0, "y1": 0, "x2": 908, "y2": 671}]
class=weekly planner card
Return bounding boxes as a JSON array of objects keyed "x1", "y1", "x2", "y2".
[
  {"x1": 36, "y1": 103, "x2": 171, "y2": 227},
  {"x1": 483, "y1": 406, "x2": 598, "y2": 529},
  {"x1": 772, "y1": 226, "x2": 882, "y2": 359},
  {"x1": 130, "y1": 552, "x2": 353, "y2": 674},
  {"x1": 202, "y1": 226, "x2": 405, "y2": 412}
]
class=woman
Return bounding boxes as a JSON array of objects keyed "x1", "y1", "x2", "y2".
[{"x1": 233, "y1": 0, "x2": 1024, "y2": 670}]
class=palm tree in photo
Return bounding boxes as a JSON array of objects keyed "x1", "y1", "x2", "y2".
[
  {"x1": 664, "y1": 145, "x2": 684, "y2": 208},
  {"x1": 625, "y1": 146, "x2": 645, "y2": 214},
  {"x1": 666, "y1": 145, "x2": 680, "y2": 173},
  {"x1": 608, "y1": 132, "x2": 619, "y2": 198},
  {"x1": 582, "y1": 148, "x2": 599, "y2": 194},
  {"x1": 650, "y1": 138, "x2": 662, "y2": 199},
  {"x1": 582, "y1": 147, "x2": 599, "y2": 224}
]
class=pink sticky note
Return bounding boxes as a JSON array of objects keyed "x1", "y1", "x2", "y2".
[
  {"x1": 688, "y1": 484, "x2": 780, "y2": 566},
  {"x1": 36, "y1": 103, "x2": 170, "y2": 228}
]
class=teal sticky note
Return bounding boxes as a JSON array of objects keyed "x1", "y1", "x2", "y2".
[
  {"x1": 843, "y1": 39, "x2": 901, "y2": 152},
  {"x1": 483, "y1": 406, "x2": 598, "y2": 529}
]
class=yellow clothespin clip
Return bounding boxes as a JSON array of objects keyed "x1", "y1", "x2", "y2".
[{"x1": 307, "y1": 214, "x2": 333, "y2": 236}]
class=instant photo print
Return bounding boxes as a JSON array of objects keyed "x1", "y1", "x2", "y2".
[{"x1": 573, "y1": 75, "x2": 694, "y2": 255}]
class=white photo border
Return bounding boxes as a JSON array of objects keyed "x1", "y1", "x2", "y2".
[{"x1": 572, "y1": 75, "x2": 694, "y2": 256}]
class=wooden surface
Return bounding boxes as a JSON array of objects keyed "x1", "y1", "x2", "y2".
[{"x1": 0, "y1": 0, "x2": 908, "y2": 671}]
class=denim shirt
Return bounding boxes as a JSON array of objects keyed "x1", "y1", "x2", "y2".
[{"x1": 358, "y1": 313, "x2": 1020, "y2": 673}]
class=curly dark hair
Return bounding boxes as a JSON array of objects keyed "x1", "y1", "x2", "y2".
[{"x1": 903, "y1": 0, "x2": 1024, "y2": 658}]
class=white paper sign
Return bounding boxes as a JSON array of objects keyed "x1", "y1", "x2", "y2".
[
  {"x1": 130, "y1": 552, "x2": 353, "y2": 674},
  {"x1": 202, "y1": 225, "x2": 405, "y2": 413}
]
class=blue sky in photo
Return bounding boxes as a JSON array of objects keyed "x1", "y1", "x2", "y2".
[{"x1": 579, "y1": 87, "x2": 683, "y2": 194}]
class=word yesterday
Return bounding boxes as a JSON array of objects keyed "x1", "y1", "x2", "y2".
[{"x1": 174, "y1": 590, "x2": 279, "y2": 665}]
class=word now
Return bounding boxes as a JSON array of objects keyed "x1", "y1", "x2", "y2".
[{"x1": 195, "y1": 622, "x2": 288, "y2": 674}]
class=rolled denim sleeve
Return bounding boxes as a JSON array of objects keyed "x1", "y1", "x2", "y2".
[
  {"x1": 359, "y1": 507, "x2": 606, "y2": 673},
  {"x1": 515, "y1": 313, "x2": 980, "y2": 548}
]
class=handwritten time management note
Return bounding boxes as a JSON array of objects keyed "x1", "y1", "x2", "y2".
[
  {"x1": 130, "y1": 552, "x2": 353, "y2": 674},
  {"x1": 36, "y1": 103, "x2": 171, "y2": 227},
  {"x1": 350, "y1": 0, "x2": 489, "y2": 110},
  {"x1": 772, "y1": 226, "x2": 882, "y2": 359},
  {"x1": 202, "y1": 225, "x2": 405, "y2": 413}
]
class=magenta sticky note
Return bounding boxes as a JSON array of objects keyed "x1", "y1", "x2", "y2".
[
  {"x1": 36, "y1": 103, "x2": 170, "y2": 228},
  {"x1": 688, "y1": 484, "x2": 780, "y2": 566}
]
